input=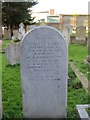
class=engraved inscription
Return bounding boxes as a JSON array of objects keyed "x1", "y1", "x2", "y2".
[{"x1": 26, "y1": 42, "x2": 62, "y2": 81}]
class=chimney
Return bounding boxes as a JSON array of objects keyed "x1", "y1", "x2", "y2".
[{"x1": 50, "y1": 9, "x2": 55, "y2": 16}]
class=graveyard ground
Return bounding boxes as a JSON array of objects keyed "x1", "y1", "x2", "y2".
[
  {"x1": 69, "y1": 44, "x2": 88, "y2": 79},
  {"x1": 1, "y1": 40, "x2": 90, "y2": 118}
]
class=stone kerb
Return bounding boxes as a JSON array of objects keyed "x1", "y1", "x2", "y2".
[{"x1": 20, "y1": 26, "x2": 68, "y2": 118}]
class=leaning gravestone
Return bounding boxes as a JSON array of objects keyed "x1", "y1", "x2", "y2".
[{"x1": 20, "y1": 26, "x2": 68, "y2": 118}]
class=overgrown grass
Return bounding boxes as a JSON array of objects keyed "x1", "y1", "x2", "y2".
[{"x1": 69, "y1": 44, "x2": 88, "y2": 79}]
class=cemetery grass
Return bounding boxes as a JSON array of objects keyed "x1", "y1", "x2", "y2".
[
  {"x1": 2, "y1": 42, "x2": 89, "y2": 118},
  {"x1": 69, "y1": 44, "x2": 88, "y2": 80},
  {"x1": 2, "y1": 53, "x2": 22, "y2": 118}
]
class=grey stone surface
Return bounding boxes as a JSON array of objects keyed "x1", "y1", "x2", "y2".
[
  {"x1": 12, "y1": 30, "x2": 19, "y2": 40},
  {"x1": 61, "y1": 26, "x2": 72, "y2": 45},
  {"x1": 76, "y1": 26, "x2": 86, "y2": 44},
  {"x1": 5, "y1": 42, "x2": 20, "y2": 65},
  {"x1": 18, "y1": 23, "x2": 25, "y2": 40},
  {"x1": 20, "y1": 26, "x2": 68, "y2": 118},
  {"x1": 76, "y1": 104, "x2": 90, "y2": 119}
]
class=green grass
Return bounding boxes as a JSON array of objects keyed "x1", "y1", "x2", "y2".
[
  {"x1": 2, "y1": 53, "x2": 89, "y2": 118},
  {"x1": 69, "y1": 44, "x2": 88, "y2": 79},
  {"x1": 86, "y1": 108, "x2": 90, "y2": 117},
  {"x1": 2, "y1": 53, "x2": 22, "y2": 118},
  {"x1": 1, "y1": 41, "x2": 89, "y2": 118},
  {"x1": 68, "y1": 65, "x2": 89, "y2": 118}
]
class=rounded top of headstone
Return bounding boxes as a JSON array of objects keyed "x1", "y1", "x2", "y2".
[{"x1": 21, "y1": 26, "x2": 67, "y2": 47}]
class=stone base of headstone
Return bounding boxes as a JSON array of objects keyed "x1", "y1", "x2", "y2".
[{"x1": 5, "y1": 42, "x2": 20, "y2": 65}]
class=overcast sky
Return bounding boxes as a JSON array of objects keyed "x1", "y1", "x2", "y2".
[{"x1": 33, "y1": 0, "x2": 90, "y2": 14}]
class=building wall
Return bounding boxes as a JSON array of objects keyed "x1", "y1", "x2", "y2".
[{"x1": 47, "y1": 16, "x2": 59, "y2": 23}]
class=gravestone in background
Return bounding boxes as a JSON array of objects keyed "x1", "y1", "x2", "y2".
[
  {"x1": 12, "y1": 30, "x2": 19, "y2": 41},
  {"x1": 4, "y1": 28, "x2": 8, "y2": 39},
  {"x1": 76, "y1": 26, "x2": 86, "y2": 44},
  {"x1": 20, "y1": 26, "x2": 68, "y2": 118},
  {"x1": 18, "y1": 23, "x2": 25, "y2": 40},
  {"x1": 61, "y1": 27, "x2": 72, "y2": 45},
  {"x1": 5, "y1": 42, "x2": 20, "y2": 65},
  {"x1": 8, "y1": 28, "x2": 11, "y2": 39},
  {"x1": 3, "y1": 28, "x2": 11, "y2": 40}
]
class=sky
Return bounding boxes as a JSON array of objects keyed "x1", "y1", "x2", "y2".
[{"x1": 33, "y1": 0, "x2": 90, "y2": 14}]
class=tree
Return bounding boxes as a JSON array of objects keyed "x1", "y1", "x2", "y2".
[{"x1": 2, "y1": 1, "x2": 38, "y2": 30}]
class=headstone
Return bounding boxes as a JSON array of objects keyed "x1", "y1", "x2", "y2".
[
  {"x1": 76, "y1": 16, "x2": 86, "y2": 27},
  {"x1": 18, "y1": 23, "x2": 25, "y2": 40},
  {"x1": 8, "y1": 28, "x2": 11, "y2": 39},
  {"x1": 62, "y1": 26, "x2": 72, "y2": 44},
  {"x1": 4, "y1": 28, "x2": 8, "y2": 39},
  {"x1": 20, "y1": 26, "x2": 68, "y2": 118},
  {"x1": 76, "y1": 26, "x2": 86, "y2": 44},
  {"x1": 12, "y1": 30, "x2": 19, "y2": 41},
  {"x1": 3, "y1": 28, "x2": 11, "y2": 39},
  {"x1": 5, "y1": 42, "x2": 20, "y2": 65}
]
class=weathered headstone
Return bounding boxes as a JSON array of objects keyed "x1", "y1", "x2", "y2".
[
  {"x1": 5, "y1": 42, "x2": 20, "y2": 65},
  {"x1": 20, "y1": 26, "x2": 68, "y2": 118},
  {"x1": 3, "y1": 28, "x2": 11, "y2": 39},
  {"x1": 61, "y1": 26, "x2": 72, "y2": 44},
  {"x1": 8, "y1": 28, "x2": 11, "y2": 39},
  {"x1": 76, "y1": 26, "x2": 86, "y2": 44},
  {"x1": 18, "y1": 23, "x2": 25, "y2": 40},
  {"x1": 12, "y1": 30, "x2": 19, "y2": 41},
  {"x1": 4, "y1": 28, "x2": 8, "y2": 39}
]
